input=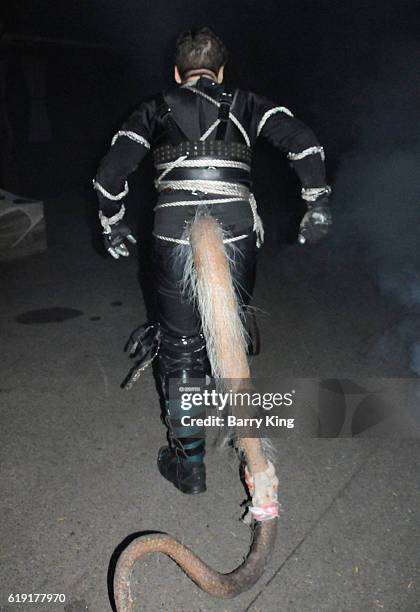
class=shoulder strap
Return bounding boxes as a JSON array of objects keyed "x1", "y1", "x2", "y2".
[{"x1": 215, "y1": 89, "x2": 239, "y2": 141}]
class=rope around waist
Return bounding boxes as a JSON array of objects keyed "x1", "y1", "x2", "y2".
[
  {"x1": 152, "y1": 231, "x2": 250, "y2": 245},
  {"x1": 153, "y1": 178, "x2": 264, "y2": 247},
  {"x1": 156, "y1": 179, "x2": 250, "y2": 198}
]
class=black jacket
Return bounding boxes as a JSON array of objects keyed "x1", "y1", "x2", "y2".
[{"x1": 95, "y1": 76, "x2": 329, "y2": 217}]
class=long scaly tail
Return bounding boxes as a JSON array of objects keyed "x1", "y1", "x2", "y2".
[{"x1": 114, "y1": 216, "x2": 278, "y2": 611}]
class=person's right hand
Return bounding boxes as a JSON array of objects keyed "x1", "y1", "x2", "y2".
[
  {"x1": 103, "y1": 221, "x2": 137, "y2": 259},
  {"x1": 298, "y1": 204, "x2": 332, "y2": 245}
]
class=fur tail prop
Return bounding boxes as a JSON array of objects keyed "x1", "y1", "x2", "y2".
[
  {"x1": 185, "y1": 215, "x2": 250, "y2": 380},
  {"x1": 113, "y1": 216, "x2": 278, "y2": 611}
]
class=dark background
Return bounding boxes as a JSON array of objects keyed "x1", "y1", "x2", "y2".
[{"x1": 3, "y1": 1, "x2": 418, "y2": 193}]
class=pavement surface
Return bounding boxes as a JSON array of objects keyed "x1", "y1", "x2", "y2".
[{"x1": 1, "y1": 192, "x2": 419, "y2": 612}]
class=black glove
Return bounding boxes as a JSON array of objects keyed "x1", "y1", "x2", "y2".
[
  {"x1": 103, "y1": 220, "x2": 137, "y2": 259},
  {"x1": 298, "y1": 203, "x2": 332, "y2": 245}
]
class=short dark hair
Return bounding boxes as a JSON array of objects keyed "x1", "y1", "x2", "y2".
[{"x1": 175, "y1": 27, "x2": 228, "y2": 79}]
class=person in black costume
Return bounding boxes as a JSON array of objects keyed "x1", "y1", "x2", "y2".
[{"x1": 94, "y1": 28, "x2": 331, "y2": 494}]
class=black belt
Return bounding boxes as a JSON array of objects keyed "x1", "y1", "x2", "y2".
[
  {"x1": 156, "y1": 166, "x2": 252, "y2": 186},
  {"x1": 153, "y1": 140, "x2": 252, "y2": 165}
]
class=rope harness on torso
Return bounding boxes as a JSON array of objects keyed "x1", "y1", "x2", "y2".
[{"x1": 152, "y1": 86, "x2": 264, "y2": 247}]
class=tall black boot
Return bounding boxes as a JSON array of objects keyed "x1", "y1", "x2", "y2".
[{"x1": 157, "y1": 330, "x2": 210, "y2": 494}]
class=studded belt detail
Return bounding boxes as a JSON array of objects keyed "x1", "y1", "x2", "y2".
[{"x1": 153, "y1": 140, "x2": 252, "y2": 165}]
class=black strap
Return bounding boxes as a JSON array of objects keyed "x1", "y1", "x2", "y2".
[
  {"x1": 175, "y1": 439, "x2": 206, "y2": 455},
  {"x1": 215, "y1": 91, "x2": 234, "y2": 141},
  {"x1": 155, "y1": 92, "x2": 189, "y2": 145}
]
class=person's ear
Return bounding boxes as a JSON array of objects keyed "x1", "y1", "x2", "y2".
[
  {"x1": 217, "y1": 65, "x2": 225, "y2": 83},
  {"x1": 174, "y1": 66, "x2": 182, "y2": 83}
]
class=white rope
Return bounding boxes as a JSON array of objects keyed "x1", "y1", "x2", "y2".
[
  {"x1": 257, "y1": 106, "x2": 294, "y2": 137},
  {"x1": 155, "y1": 158, "x2": 251, "y2": 172},
  {"x1": 156, "y1": 179, "x2": 250, "y2": 199},
  {"x1": 154, "y1": 180, "x2": 264, "y2": 247},
  {"x1": 200, "y1": 119, "x2": 221, "y2": 141},
  {"x1": 301, "y1": 185, "x2": 332, "y2": 202},
  {"x1": 154, "y1": 155, "x2": 188, "y2": 188},
  {"x1": 181, "y1": 85, "x2": 220, "y2": 106},
  {"x1": 229, "y1": 113, "x2": 250, "y2": 147},
  {"x1": 93, "y1": 179, "x2": 129, "y2": 201},
  {"x1": 98, "y1": 204, "x2": 126, "y2": 233},
  {"x1": 111, "y1": 131, "x2": 150, "y2": 149},
  {"x1": 154, "y1": 197, "x2": 242, "y2": 211},
  {"x1": 153, "y1": 232, "x2": 248, "y2": 245},
  {"x1": 288, "y1": 146, "x2": 325, "y2": 161}
]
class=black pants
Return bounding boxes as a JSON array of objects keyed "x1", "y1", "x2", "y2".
[
  {"x1": 152, "y1": 232, "x2": 257, "y2": 339},
  {"x1": 152, "y1": 230, "x2": 257, "y2": 459}
]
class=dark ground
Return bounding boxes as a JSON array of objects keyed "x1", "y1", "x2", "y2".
[{"x1": 1, "y1": 188, "x2": 419, "y2": 612}]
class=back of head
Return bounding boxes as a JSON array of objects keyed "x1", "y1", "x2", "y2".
[{"x1": 174, "y1": 27, "x2": 228, "y2": 79}]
